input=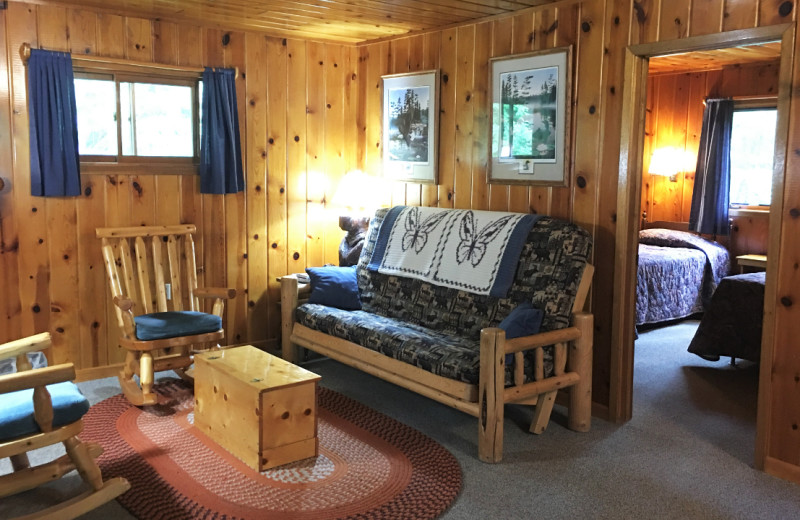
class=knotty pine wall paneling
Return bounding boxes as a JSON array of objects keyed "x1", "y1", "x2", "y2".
[
  {"x1": 0, "y1": 2, "x2": 359, "y2": 369},
  {"x1": 0, "y1": 8, "x2": 20, "y2": 345},
  {"x1": 265, "y1": 36, "x2": 288, "y2": 347},
  {"x1": 222, "y1": 30, "x2": 249, "y2": 346},
  {"x1": 287, "y1": 39, "x2": 310, "y2": 275},
  {"x1": 245, "y1": 32, "x2": 268, "y2": 344}
]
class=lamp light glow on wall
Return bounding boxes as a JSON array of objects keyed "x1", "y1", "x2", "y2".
[
  {"x1": 648, "y1": 147, "x2": 695, "y2": 183},
  {"x1": 330, "y1": 170, "x2": 383, "y2": 266}
]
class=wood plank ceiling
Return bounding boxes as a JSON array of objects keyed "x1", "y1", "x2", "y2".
[{"x1": 43, "y1": 0, "x2": 566, "y2": 43}]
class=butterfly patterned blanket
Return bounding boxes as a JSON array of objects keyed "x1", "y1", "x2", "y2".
[{"x1": 367, "y1": 206, "x2": 540, "y2": 297}]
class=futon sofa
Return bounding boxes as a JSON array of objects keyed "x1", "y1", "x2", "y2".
[{"x1": 281, "y1": 206, "x2": 594, "y2": 462}]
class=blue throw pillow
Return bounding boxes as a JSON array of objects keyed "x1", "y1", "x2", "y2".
[
  {"x1": 498, "y1": 302, "x2": 544, "y2": 366},
  {"x1": 306, "y1": 266, "x2": 362, "y2": 310}
]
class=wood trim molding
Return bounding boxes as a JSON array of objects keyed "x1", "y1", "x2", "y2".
[
  {"x1": 629, "y1": 24, "x2": 792, "y2": 58},
  {"x1": 764, "y1": 456, "x2": 800, "y2": 485},
  {"x1": 755, "y1": 22, "x2": 796, "y2": 471}
]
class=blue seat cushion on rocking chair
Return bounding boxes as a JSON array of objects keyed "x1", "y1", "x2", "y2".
[
  {"x1": 0, "y1": 381, "x2": 90, "y2": 441},
  {"x1": 134, "y1": 311, "x2": 223, "y2": 341}
]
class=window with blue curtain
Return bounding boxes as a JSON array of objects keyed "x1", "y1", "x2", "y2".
[
  {"x1": 27, "y1": 49, "x2": 81, "y2": 197},
  {"x1": 200, "y1": 67, "x2": 244, "y2": 194}
]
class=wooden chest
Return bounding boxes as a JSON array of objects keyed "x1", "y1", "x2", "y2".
[{"x1": 194, "y1": 345, "x2": 321, "y2": 471}]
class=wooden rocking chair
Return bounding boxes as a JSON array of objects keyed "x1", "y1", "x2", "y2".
[
  {"x1": 97, "y1": 225, "x2": 236, "y2": 406},
  {"x1": 0, "y1": 332, "x2": 130, "y2": 519}
]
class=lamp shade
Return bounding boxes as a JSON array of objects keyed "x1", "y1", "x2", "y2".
[
  {"x1": 330, "y1": 170, "x2": 383, "y2": 215},
  {"x1": 648, "y1": 147, "x2": 696, "y2": 177}
]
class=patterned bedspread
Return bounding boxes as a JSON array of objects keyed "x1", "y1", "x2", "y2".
[
  {"x1": 688, "y1": 272, "x2": 765, "y2": 362},
  {"x1": 636, "y1": 228, "x2": 730, "y2": 326}
]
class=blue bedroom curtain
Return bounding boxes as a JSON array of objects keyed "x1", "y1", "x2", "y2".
[
  {"x1": 689, "y1": 98, "x2": 734, "y2": 236},
  {"x1": 200, "y1": 67, "x2": 244, "y2": 194},
  {"x1": 27, "y1": 49, "x2": 81, "y2": 197}
]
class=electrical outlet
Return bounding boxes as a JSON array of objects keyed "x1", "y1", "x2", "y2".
[{"x1": 165, "y1": 283, "x2": 172, "y2": 300}]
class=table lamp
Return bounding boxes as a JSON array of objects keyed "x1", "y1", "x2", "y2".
[
  {"x1": 331, "y1": 170, "x2": 381, "y2": 266},
  {"x1": 648, "y1": 147, "x2": 695, "y2": 182}
]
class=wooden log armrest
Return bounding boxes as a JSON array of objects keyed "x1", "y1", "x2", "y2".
[
  {"x1": 0, "y1": 364, "x2": 76, "y2": 395},
  {"x1": 503, "y1": 326, "x2": 583, "y2": 355},
  {"x1": 195, "y1": 287, "x2": 236, "y2": 318},
  {"x1": 280, "y1": 274, "x2": 311, "y2": 364},
  {"x1": 0, "y1": 332, "x2": 51, "y2": 362}
]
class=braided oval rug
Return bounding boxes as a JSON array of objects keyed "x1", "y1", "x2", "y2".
[{"x1": 81, "y1": 380, "x2": 461, "y2": 520}]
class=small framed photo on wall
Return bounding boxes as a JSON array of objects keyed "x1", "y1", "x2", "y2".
[
  {"x1": 381, "y1": 70, "x2": 439, "y2": 184},
  {"x1": 488, "y1": 46, "x2": 572, "y2": 186}
]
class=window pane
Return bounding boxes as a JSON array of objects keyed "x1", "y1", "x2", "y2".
[
  {"x1": 74, "y1": 78, "x2": 117, "y2": 156},
  {"x1": 729, "y1": 109, "x2": 776, "y2": 206},
  {"x1": 123, "y1": 82, "x2": 194, "y2": 157}
]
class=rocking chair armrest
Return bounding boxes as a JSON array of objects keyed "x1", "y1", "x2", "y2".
[
  {"x1": 112, "y1": 296, "x2": 135, "y2": 312},
  {"x1": 0, "y1": 363, "x2": 76, "y2": 394},
  {"x1": 0, "y1": 332, "x2": 51, "y2": 362},
  {"x1": 195, "y1": 287, "x2": 237, "y2": 300},
  {"x1": 111, "y1": 297, "x2": 137, "y2": 337}
]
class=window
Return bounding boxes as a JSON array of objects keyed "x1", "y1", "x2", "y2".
[
  {"x1": 74, "y1": 71, "x2": 200, "y2": 171},
  {"x1": 729, "y1": 105, "x2": 777, "y2": 207}
]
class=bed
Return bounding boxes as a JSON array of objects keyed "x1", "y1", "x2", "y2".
[
  {"x1": 636, "y1": 226, "x2": 730, "y2": 326},
  {"x1": 687, "y1": 271, "x2": 765, "y2": 363}
]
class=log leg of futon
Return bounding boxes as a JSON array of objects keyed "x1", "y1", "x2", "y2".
[
  {"x1": 478, "y1": 328, "x2": 505, "y2": 463},
  {"x1": 281, "y1": 275, "x2": 301, "y2": 364},
  {"x1": 568, "y1": 312, "x2": 593, "y2": 432}
]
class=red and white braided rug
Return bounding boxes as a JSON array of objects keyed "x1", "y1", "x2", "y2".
[{"x1": 81, "y1": 380, "x2": 461, "y2": 520}]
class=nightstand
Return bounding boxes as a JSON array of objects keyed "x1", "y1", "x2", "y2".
[{"x1": 736, "y1": 254, "x2": 767, "y2": 273}]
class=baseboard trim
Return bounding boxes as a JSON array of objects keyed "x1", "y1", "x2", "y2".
[
  {"x1": 764, "y1": 456, "x2": 800, "y2": 484},
  {"x1": 76, "y1": 363, "x2": 123, "y2": 382}
]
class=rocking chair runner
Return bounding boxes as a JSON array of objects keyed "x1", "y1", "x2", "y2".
[
  {"x1": 0, "y1": 332, "x2": 130, "y2": 519},
  {"x1": 97, "y1": 224, "x2": 236, "y2": 406}
]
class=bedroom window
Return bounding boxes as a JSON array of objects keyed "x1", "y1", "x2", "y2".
[
  {"x1": 728, "y1": 106, "x2": 776, "y2": 208},
  {"x1": 74, "y1": 71, "x2": 200, "y2": 172}
]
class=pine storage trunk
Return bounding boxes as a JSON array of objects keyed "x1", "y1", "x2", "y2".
[{"x1": 194, "y1": 345, "x2": 321, "y2": 470}]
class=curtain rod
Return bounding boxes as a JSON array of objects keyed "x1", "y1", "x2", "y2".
[
  {"x1": 703, "y1": 94, "x2": 777, "y2": 106},
  {"x1": 20, "y1": 43, "x2": 238, "y2": 78},
  {"x1": 705, "y1": 95, "x2": 778, "y2": 102}
]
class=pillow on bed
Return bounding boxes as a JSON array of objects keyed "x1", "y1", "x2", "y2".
[
  {"x1": 306, "y1": 266, "x2": 362, "y2": 310},
  {"x1": 639, "y1": 228, "x2": 709, "y2": 249}
]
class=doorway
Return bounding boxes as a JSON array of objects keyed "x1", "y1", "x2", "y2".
[{"x1": 610, "y1": 23, "x2": 794, "y2": 470}]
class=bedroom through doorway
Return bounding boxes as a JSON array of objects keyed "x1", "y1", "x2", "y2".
[{"x1": 612, "y1": 23, "x2": 794, "y2": 470}]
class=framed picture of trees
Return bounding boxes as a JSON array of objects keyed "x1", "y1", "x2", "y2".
[
  {"x1": 381, "y1": 70, "x2": 439, "y2": 184},
  {"x1": 488, "y1": 47, "x2": 572, "y2": 186}
]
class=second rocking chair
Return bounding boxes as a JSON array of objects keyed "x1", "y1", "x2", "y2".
[{"x1": 97, "y1": 225, "x2": 236, "y2": 406}]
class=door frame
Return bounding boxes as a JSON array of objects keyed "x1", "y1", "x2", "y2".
[{"x1": 610, "y1": 23, "x2": 795, "y2": 471}]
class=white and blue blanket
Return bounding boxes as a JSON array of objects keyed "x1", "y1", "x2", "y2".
[{"x1": 367, "y1": 206, "x2": 540, "y2": 297}]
